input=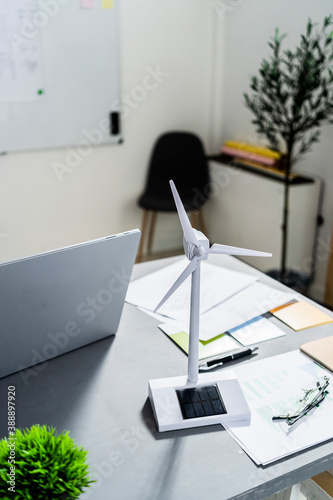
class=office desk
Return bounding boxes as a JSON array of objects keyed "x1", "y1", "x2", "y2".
[{"x1": 1, "y1": 255, "x2": 333, "y2": 500}]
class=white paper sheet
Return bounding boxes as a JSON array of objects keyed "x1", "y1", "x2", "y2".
[
  {"x1": 198, "y1": 282, "x2": 297, "y2": 341},
  {"x1": 126, "y1": 258, "x2": 258, "y2": 323},
  {"x1": 134, "y1": 280, "x2": 296, "y2": 342},
  {"x1": 224, "y1": 350, "x2": 333, "y2": 465},
  {"x1": 228, "y1": 316, "x2": 286, "y2": 346}
]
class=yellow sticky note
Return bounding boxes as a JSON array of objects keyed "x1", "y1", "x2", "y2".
[
  {"x1": 102, "y1": 0, "x2": 113, "y2": 8},
  {"x1": 273, "y1": 301, "x2": 333, "y2": 331}
]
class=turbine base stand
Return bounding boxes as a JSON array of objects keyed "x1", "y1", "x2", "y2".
[{"x1": 148, "y1": 371, "x2": 250, "y2": 432}]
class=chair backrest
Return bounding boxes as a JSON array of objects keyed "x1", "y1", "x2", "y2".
[{"x1": 142, "y1": 132, "x2": 210, "y2": 209}]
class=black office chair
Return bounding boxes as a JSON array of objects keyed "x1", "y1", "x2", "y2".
[{"x1": 137, "y1": 131, "x2": 210, "y2": 262}]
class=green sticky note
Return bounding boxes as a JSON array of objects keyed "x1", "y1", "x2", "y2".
[{"x1": 166, "y1": 330, "x2": 239, "y2": 361}]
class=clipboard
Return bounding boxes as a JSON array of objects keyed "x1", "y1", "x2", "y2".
[{"x1": 300, "y1": 335, "x2": 333, "y2": 372}]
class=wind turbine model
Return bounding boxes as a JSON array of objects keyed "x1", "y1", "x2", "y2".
[{"x1": 148, "y1": 180, "x2": 272, "y2": 432}]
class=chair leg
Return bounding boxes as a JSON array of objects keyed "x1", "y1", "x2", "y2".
[
  {"x1": 198, "y1": 209, "x2": 207, "y2": 237},
  {"x1": 136, "y1": 210, "x2": 149, "y2": 263},
  {"x1": 147, "y1": 211, "x2": 157, "y2": 256},
  {"x1": 190, "y1": 209, "x2": 207, "y2": 236},
  {"x1": 190, "y1": 211, "x2": 198, "y2": 229},
  {"x1": 138, "y1": 208, "x2": 205, "y2": 262}
]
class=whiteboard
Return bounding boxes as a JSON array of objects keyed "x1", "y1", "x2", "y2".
[{"x1": 0, "y1": 0, "x2": 121, "y2": 152}]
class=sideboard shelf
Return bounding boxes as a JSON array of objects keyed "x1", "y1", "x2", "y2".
[{"x1": 206, "y1": 159, "x2": 322, "y2": 278}]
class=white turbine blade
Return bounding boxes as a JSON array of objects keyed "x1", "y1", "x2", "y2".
[
  {"x1": 169, "y1": 180, "x2": 198, "y2": 245},
  {"x1": 154, "y1": 257, "x2": 198, "y2": 313},
  {"x1": 209, "y1": 243, "x2": 272, "y2": 257}
]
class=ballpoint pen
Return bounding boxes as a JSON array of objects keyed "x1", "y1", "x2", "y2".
[{"x1": 199, "y1": 346, "x2": 258, "y2": 371}]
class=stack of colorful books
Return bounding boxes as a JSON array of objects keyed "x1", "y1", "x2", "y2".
[{"x1": 220, "y1": 140, "x2": 282, "y2": 169}]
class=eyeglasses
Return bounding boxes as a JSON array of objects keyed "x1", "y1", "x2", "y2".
[{"x1": 272, "y1": 376, "x2": 330, "y2": 427}]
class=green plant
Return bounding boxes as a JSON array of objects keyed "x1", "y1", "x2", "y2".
[
  {"x1": 244, "y1": 16, "x2": 333, "y2": 281},
  {"x1": 0, "y1": 425, "x2": 94, "y2": 500}
]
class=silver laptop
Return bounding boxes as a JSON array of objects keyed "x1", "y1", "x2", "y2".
[{"x1": 0, "y1": 229, "x2": 140, "y2": 380}]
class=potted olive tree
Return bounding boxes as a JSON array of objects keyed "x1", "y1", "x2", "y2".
[
  {"x1": 0, "y1": 425, "x2": 94, "y2": 499},
  {"x1": 244, "y1": 15, "x2": 333, "y2": 285}
]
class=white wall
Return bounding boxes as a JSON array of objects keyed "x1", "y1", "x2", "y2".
[
  {"x1": 1, "y1": 0, "x2": 332, "y2": 302},
  {"x1": 0, "y1": 0, "x2": 215, "y2": 262},
  {"x1": 213, "y1": 0, "x2": 333, "y2": 301}
]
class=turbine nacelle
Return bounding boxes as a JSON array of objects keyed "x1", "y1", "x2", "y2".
[{"x1": 184, "y1": 229, "x2": 209, "y2": 261}]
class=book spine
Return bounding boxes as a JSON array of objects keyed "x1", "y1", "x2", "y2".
[
  {"x1": 225, "y1": 140, "x2": 281, "y2": 160},
  {"x1": 220, "y1": 146, "x2": 277, "y2": 166}
]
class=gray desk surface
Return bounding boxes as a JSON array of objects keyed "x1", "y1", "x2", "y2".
[{"x1": 1, "y1": 255, "x2": 333, "y2": 500}]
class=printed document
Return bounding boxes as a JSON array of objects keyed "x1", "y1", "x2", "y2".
[{"x1": 225, "y1": 350, "x2": 333, "y2": 465}]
